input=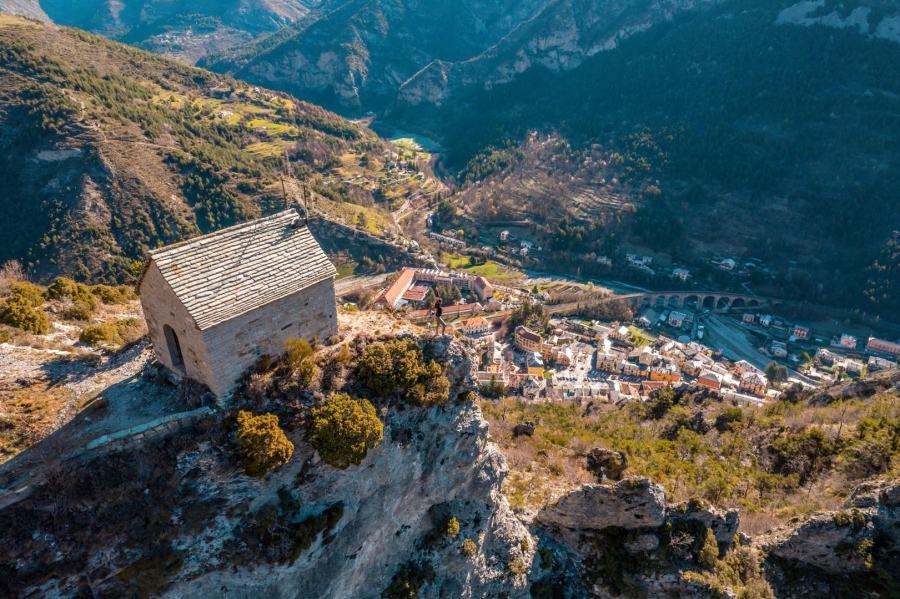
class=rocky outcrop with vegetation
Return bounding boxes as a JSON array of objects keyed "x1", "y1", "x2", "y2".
[
  {"x1": 1, "y1": 307, "x2": 899, "y2": 597},
  {"x1": 0, "y1": 326, "x2": 538, "y2": 598}
]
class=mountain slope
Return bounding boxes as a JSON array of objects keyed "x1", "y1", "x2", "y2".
[
  {"x1": 392, "y1": 0, "x2": 900, "y2": 319},
  {"x1": 0, "y1": 0, "x2": 311, "y2": 63},
  {"x1": 0, "y1": 14, "x2": 418, "y2": 285},
  {"x1": 203, "y1": 0, "x2": 552, "y2": 112},
  {"x1": 397, "y1": 0, "x2": 725, "y2": 109}
]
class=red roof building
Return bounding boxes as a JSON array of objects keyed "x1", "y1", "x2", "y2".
[{"x1": 375, "y1": 268, "x2": 417, "y2": 309}]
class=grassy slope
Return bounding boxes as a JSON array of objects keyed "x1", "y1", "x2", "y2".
[
  {"x1": 0, "y1": 15, "x2": 408, "y2": 284},
  {"x1": 483, "y1": 368, "x2": 900, "y2": 531}
]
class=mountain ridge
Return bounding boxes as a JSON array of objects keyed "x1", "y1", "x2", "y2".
[{"x1": 0, "y1": 14, "x2": 420, "y2": 285}]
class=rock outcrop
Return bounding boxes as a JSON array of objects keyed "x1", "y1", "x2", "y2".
[
  {"x1": 512, "y1": 421, "x2": 536, "y2": 437},
  {"x1": 0, "y1": 334, "x2": 535, "y2": 598},
  {"x1": 585, "y1": 447, "x2": 628, "y2": 481},
  {"x1": 763, "y1": 481, "x2": 900, "y2": 576},
  {"x1": 537, "y1": 479, "x2": 666, "y2": 540},
  {"x1": 536, "y1": 480, "x2": 742, "y2": 598},
  {"x1": 397, "y1": 0, "x2": 727, "y2": 109}
]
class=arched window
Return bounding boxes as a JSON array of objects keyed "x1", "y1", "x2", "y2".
[{"x1": 163, "y1": 324, "x2": 185, "y2": 372}]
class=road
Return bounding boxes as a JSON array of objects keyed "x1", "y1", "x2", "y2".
[{"x1": 702, "y1": 314, "x2": 819, "y2": 386}]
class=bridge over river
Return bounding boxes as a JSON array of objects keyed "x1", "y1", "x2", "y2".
[{"x1": 545, "y1": 290, "x2": 780, "y2": 315}]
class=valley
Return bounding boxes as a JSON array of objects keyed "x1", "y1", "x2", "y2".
[{"x1": 0, "y1": 0, "x2": 899, "y2": 597}]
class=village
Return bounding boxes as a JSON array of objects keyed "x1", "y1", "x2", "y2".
[{"x1": 369, "y1": 263, "x2": 900, "y2": 408}]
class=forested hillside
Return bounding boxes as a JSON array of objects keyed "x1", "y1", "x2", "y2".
[
  {"x1": 395, "y1": 0, "x2": 900, "y2": 319},
  {"x1": 0, "y1": 15, "x2": 411, "y2": 285}
]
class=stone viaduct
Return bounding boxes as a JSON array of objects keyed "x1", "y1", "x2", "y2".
[{"x1": 614, "y1": 291, "x2": 782, "y2": 311}]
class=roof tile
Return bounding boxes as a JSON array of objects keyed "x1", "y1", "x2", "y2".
[{"x1": 147, "y1": 210, "x2": 336, "y2": 331}]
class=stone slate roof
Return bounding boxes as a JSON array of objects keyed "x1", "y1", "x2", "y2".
[{"x1": 147, "y1": 210, "x2": 336, "y2": 331}]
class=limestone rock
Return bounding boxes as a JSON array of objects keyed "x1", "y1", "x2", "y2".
[
  {"x1": 512, "y1": 421, "x2": 536, "y2": 437},
  {"x1": 585, "y1": 448, "x2": 628, "y2": 481},
  {"x1": 536, "y1": 478, "x2": 666, "y2": 545},
  {"x1": 624, "y1": 533, "x2": 659, "y2": 553},
  {"x1": 674, "y1": 502, "x2": 740, "y2": 544},
  {"x1": 763, "y1": 481, "x2": 900, "y2": 575},
  {"x1": 763, "y1": 510, "x2": 876, "y2": 572}
]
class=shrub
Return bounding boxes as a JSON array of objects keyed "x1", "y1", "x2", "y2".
[
  {"x1": 80, "y1": 322, "x2": 121, "y2": 346},
  {"x1": 47, "y1": 277, "x2": 96, "y2": 306},
  {"x1": 91, "y1": 284, "x2": 137, "y2": 304},
  {"x1": 715, "y1": 407, "x2": 744, "y2": 433},
  {"x1": 456, "y1": 390, "x2": 476, "y2": 403},
  {"x1": 508, "y1": 556, "x2": 528, "y2": 576},
  {"x1": 7, "y1": 280, "x2": 45, "y2": 307},
  {"x1": 538, "y1": 547, "x2": 554, "y2": 569},
  {"x1": 284, "y1": 337, "x2": 317, "y2": 387},
  {"x1": 236, "y1": 411, "x2": 294, "y2": 477},
  {"x1": 308, "y1": 394, "x2": 383, "y2": 469},
  {"x1": 284, "y1": 337, "x2": 314, "y2": 369},
  {"x1": 79, "y1": 318, "x2": 144, "y2": 347},
  {"x1": 64, "y1": 301, "x2": 95, "y2": 321},
  {"x1": 0, "y1": 259, "x2": 25, "y2": 294},
  {"x1": 697, "y1": 528, "x2": 719, "y2": 570},
  {"x1": 0, "y1": 295, "x2": 49, "y2": 334},
  {"x1": 833, "y1": 508, "x2": 866, "y2": 528},
  {"x1": 461, "y1": 538, "x2": 477, "y2": 558},
  {"x1": 444, "y1": 516, "x2": 460, "y2": 538},
  {"x1": 383, "y1": 561, "x2": 435, "y2": 599},
  {"x1": 358, "y1": 338, "x2": 424, "y2": 397},
  {"x1": 405, "y1": 368, "x2": 451, "y2": 406}
]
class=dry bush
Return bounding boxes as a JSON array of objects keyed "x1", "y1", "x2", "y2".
[
  {"x1": 738, "y1": 511, "x2": 780, "y2": 536},
  {"x1": 246, "y1": 372, "x2": 275, "y2": 409},
  {"x1": 504, "y1": 443, "x2": 538, "y2": 470},
  {"x1": 0, "y1": 260, "x2": 25, "y2": 295}
]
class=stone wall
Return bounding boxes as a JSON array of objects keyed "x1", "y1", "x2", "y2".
[
  {"x1": 139, "y1": 263, "x2": 218, "y2": 389},
  {"x1": 71, "y1": 407, "x2": 215, "y2": 458},
  {"x1": 141, "y1": 261, "x2": 339, "y2": 398},
  {"x1": 202, "y1": 277, "x2": 339, "y2": 396}
]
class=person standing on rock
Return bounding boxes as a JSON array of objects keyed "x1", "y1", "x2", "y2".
[{"x1": 431, "y1": 297, "x2": 446, "y2": 336}]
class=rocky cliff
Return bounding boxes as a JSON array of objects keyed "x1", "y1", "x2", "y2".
[
  {"x1": 1, "y1": 323, "x2": 898, "y2": 597},
  {"x1": 761, "y1": 480, "x2": 900, "y2": 597},
  {"x1": 208, "y1": 0, "x2": 551, "y2": 111},
  {"x1": 0, "y1": 334, "x2": 541, "y2": 598},
  {"x1": 397, "y1": 0, "x2": 725, "y2": 109}
]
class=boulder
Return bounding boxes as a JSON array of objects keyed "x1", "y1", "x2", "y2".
[
  {"x1": 675, "y1": 502, "x2": 740, "y2": 544},
  {"x1": 537, "y1": 478, "x2": 666, "y2": 544},
  {"x1": 585, "y1": 447, "x2": 628, "y2": 481},
  {"x1": 512, "y1": 421, "x2": 536, "y2": 437},
  {"x1": 687, "y1": 410, "x2": 711, "y2": 435}
]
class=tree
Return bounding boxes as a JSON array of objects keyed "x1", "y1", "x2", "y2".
[
  {"x1": 765, "y1": 361, "x2": 788, "y2": 384},
  {"x1": 236, "y1": 411, "x2": 294, "y2": 477},
  {"x1": 697, "y1": 528, "x2": 719, "y2": 570},
  {"x1": 358, "y1": 338, "x2": 424, "y2": 397},
  {"x1": 443, "y1": 516, "x2": 460, "y2": 538},
  {"x1": 309, "y1": 394, "x2": 383, "y2": 469}
]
